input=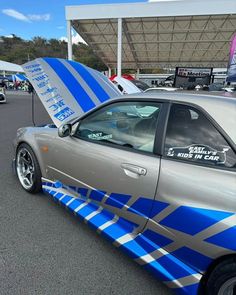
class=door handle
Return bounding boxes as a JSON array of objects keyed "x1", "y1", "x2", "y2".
[{"x1": 121, "y1": 163, "x2": 147, "y2": 176}]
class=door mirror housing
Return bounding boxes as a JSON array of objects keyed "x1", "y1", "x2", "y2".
[{"x1": 58, "y1": 124, "x2": 72, "y2": 138}]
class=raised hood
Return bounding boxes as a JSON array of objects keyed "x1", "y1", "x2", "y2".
[{"x1": 23, "y1": 58, "x2": 121, "y2": 127}]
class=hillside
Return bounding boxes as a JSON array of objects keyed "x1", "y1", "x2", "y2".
[{"x1": 0, "y1": 35, "x2": 107, "y2": 71}]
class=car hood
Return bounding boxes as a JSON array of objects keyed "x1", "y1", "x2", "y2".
[{"x1": 23, "y1": 58, "x2": 122, "y2": 127}]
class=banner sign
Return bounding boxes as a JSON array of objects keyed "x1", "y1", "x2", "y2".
[
  {"x1": 174, "y1": 67, "x2": 213, "y2": 88},
  {"x1": 226, "y1": 33, "x2": 236, "y2": 83}
]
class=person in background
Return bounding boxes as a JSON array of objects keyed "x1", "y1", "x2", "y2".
[
  {"x1": 28, "y1": 82, "x2": 34, "y2": 94},
  {"x1": 0, "y1": 79, "x2": 6, "y2": 88},
  {"x1": 15, "y1": 80, "x2": 20, "y2": 90}
]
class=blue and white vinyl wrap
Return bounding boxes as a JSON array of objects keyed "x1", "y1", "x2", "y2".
[
  {"x1": 23, "y1": 58, "x2": 121, "y2": 127},
  {"x1": 42, "y1": 179, "x2": 207, "y2": 295},
  {"x1": 42, "y1": 179, "x2": 236, "y2": 294}
]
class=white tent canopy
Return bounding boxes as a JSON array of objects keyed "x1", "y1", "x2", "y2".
[
  {"x1": 0, "y1": 60, "x2": 24, "y2": 74},
  {"x1": 66, "y1": 0, "x2": 236, "y2": 74}
]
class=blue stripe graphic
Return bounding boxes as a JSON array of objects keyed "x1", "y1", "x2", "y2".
[
  {"x1": 171, "y1": 247, "x2": 212, "y2": 272},
  {"x1": 42, "y1": 182, "x2": 201, "y2": 295},
  {"x1": 67, "y1": 60, "x2": 111, "y2": 103},
  {"x1": 142, "y1": 229, "x2": 173, "y2": 249},
  {"x1": 204, "y1": 226, "x2": 236, "y2": 251},
  {"x1": 128, "y1": 198, "x2": 169, "y2": 218},
  {"x1": 88, "y1": 209, "x2": 115, "y2": 230},
  {"x1": 43, "y1": 58, "x2": 96, "y2": 112},
  {"x1": 156, "y1": 254, "x2": 197, "y2": 280},
  {"x1": 89, "y1": 190, "x2": 106, "y2": 202},
  {"x1": 105, "y1": 193, "x2": 132, "y2": 209},
  {"x1": 160, "y1": 206, "x2": 234, "y2": 236}
]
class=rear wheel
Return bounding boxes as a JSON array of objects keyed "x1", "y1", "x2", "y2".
[
  {"x1": 16, "y1": 143, "x2": 42, "y2": 193},
  {"x1": 205, "y1": 257, "x2": 236, "y2": 295}
]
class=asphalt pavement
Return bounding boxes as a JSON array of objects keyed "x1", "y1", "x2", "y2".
[{"x1": 0, "y1": 91, "x2": 171, "y2": 295}]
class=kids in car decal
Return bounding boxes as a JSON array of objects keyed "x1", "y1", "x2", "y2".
[{"x1": 167, "y1": 144, "x2": 230, "y2": 165}]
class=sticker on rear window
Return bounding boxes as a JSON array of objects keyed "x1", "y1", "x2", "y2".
[{"x1": 167, "y1": 144, "x2": 230, "y2": 164}]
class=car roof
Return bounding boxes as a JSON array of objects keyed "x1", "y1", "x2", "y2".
[{"x1": 115, "y1": 92, "x2": 236, "y2": 145}]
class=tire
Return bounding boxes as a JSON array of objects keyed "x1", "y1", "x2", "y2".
[
  {"x1": 16, "y1": 143, "x2": 42, "y2": 194},
  {"x1": 205, "y1": 257, "x2": 236, "y2": 295}
]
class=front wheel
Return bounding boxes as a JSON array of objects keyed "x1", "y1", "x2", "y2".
[
  {"x1": 205, "y1": 257, "x2": 236, "y2": 295},
  {"x1": 16, "y1": 143, "x2": 42, "y2": 193}
]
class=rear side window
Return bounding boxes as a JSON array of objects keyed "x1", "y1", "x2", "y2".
[{"x1": 164, "y1": 104, "x2": 236, "y2": 168}]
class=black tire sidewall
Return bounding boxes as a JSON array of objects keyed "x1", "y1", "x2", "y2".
[
  {"x1": 16, "y1": 143, "x2": 42, "y2": 194},
  {"x1": 205, "y1": 258, "x2": 236, "y2": 295}
]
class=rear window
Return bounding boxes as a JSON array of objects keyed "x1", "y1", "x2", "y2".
[{"x1": 164, "y1": 104, "x2": 236, "y2": 168}]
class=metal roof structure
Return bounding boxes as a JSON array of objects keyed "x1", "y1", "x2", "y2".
[{"x1": 66, "y1": 0, "x2": 236, "y2": 72}]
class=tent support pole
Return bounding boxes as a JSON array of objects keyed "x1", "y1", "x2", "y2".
[
  {"x1": 108, "y1": 67, "x2": 112, "y2": 78},
  {"x1": 67, "y1": 20, "x2": 73, "y2": 60},
  {"x1": 117, "y1": 18, "x2": 122, "y2": 78}
]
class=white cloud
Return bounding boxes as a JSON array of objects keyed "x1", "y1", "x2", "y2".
[
  {"x1": 2, "y1": 9, "x2": 30, "y2": 22},
  {"x1": 4, "y1": 34, "x2": 14, "y2": 38},
  {"x1": 60, "y1": 36, "x2": 67, "y2": 42},
  {"x1": 2, "y1": 9, "x2": 50, "y2": 22},
  {"x1": 28, "y1": 14, "x2": 50, "y2": 21},
  {"x1": 57, "y1": 26, "x2": 64, "y2": 30},
  {"x1": 60, "y1": 31, "x2": 86, "y2": 45}
]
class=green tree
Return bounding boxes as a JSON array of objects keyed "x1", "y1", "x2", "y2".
[{"x1": 0, "y1": 35, "x2": 106, "y2": 71}]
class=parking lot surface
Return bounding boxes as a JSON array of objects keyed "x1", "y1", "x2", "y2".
[{"x1": 0, "y1": 91, "x2": 171, "y2": 295}]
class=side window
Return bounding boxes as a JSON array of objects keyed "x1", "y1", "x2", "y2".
[
  {"x1": 164, "y1": 104, "x2": 236, "y2": 168},
  {"x1": 75, "y1": 102, "x2": 162, "y2": 154}
]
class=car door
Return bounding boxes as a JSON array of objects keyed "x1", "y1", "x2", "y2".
[
  {"x1": 44, "y1": 100, "x2": 166, "y2": 232},
  {"x1": 144, "y1": 102, "x2": 236, "y2": 274}
]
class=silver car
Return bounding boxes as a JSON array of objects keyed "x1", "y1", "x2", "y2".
[
  {"x1": 14, "y1": 57, "x2": 236, "y2": 295},
  {"x1": 14, "y1": 91, "x2": 236, "y2": 295}
]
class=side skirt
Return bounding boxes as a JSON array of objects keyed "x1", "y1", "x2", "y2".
[{"x1": 42, "y1": 179, "x2": 202, "y2": 295}]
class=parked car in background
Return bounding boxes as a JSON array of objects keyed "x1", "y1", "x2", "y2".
[
  {"x1": 223, "y1": 87, "x2": 236, "y2": 93},
  {"x1": 0, "y1": 87, "x2": 6, "y2": 103},
  {"x1": 129, "y1": 79, "x2": 150, "y2": 91},
  {"x1": 145, "y1": 87, "x2": 179, "y2": 93},
  {"x1": 111, "y1": 75, "x2": 142, "y2": 94}
]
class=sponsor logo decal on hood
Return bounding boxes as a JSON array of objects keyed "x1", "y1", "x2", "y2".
[{"x1": 23, "y1": 58, "x2": 121, "y2": 127}]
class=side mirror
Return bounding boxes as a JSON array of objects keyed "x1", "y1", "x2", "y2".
[{"x1": 58, "y1": 124, "x2": 72, "y2": 138}]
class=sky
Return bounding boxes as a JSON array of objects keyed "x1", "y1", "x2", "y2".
[{"x1": 0, "y1": 0, "x2": 151, "y2": 43}]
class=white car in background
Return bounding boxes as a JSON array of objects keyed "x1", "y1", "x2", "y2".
[
  {"x1": 223, "y1": 87, "x2": 236, "y2": 93},
  {"x1": 145, "y1": 87, "x2": 178, "y2": 93},
  {"x1": 111, "y1": 76, "x2": 142, "y2": 94},
  {"x1": 0, "y1": 87, "x2": 6, "y2": 103},
  {"x1": 111, "y1": 76, "x2": 178, "y2": 94}
]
